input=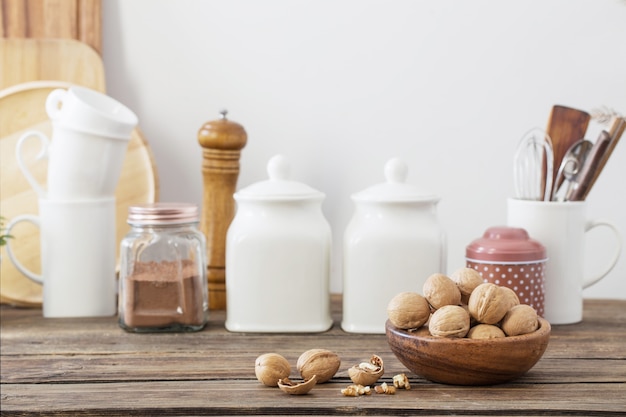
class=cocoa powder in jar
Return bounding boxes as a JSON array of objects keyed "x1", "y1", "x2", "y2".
[{"x1": 122, "y1": 259, "x2": 205, "y2": 329}]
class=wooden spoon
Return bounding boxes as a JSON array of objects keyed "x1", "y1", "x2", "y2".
[{"x1": 543, "y1": 105, "x2": 591, "y2": 198}]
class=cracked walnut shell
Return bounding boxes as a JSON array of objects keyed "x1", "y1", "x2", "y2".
[
  {"x1": 348, "y1": 354, "x2": 384, "y2": 386},
  {"x1": 277, "y1": 375, "x2": 317, "y2": 395}
]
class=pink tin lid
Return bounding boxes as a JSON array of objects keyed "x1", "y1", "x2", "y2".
[{"x1": 466, "y1": 226, "x2": 547, "y2": 264}]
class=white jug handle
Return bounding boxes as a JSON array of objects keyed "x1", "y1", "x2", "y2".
[
  {"x1": 583, "y1": 219, "x2": 622, "y2": 289},
  {"x1": 45, "y1": 88, "x2": 67, "y2": 121},
  {"x1": 4, "y1": 215, "x2": 44, "y2": 285},
  {"x1": 16, "y1": 131, "x2": 49, "y2": 198}
]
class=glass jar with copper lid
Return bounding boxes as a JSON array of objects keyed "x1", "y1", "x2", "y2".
[{"x1": 118, "y1": 203, "x2": 208, "y2": 332}]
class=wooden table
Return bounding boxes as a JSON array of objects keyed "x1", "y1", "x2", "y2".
[{"x1": 1, "y1": 296, "x2": 625, "y2": 416}]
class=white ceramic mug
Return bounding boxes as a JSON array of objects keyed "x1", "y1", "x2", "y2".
[
  {"x1": 15, "y1": 86, "x2": 137, "y2": 199},
  {"x1": 507, "y1": 198, "x2": 622, "y2": 324},
  {"x1": 5, "y1": 197, "x2": 117, "y2": 317},
  {"x1": 45, "y1": 86, "x2": 137, "y2": 139}
]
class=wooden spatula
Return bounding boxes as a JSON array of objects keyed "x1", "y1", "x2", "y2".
[{"x1": 543, "y1": 105, "x2": 591, "y2": 198}]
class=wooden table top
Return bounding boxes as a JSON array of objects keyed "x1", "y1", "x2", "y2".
[{"x1": 1, "y1": 296, "x2": 625, "y2": 416}]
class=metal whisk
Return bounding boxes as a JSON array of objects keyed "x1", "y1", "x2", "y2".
[{"x1": 513, "y1": 128, "x2": 554, "y2": 201}]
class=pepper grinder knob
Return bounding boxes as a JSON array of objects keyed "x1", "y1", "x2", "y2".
[{"x1": 197, "y1": 110, "x2": 247, "y2": 310}]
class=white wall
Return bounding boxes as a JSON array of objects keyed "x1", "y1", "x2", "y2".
[{"x1": 102, "y1": 0, "x2": 626, "y2": 299}]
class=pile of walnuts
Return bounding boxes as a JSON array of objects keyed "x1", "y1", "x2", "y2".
[
  {"x1": 387, "y1": 268, "x2": 539, "y2": 338},
  {"x1": 255, "y1": 349, "x2": 410, "y2": 396}
]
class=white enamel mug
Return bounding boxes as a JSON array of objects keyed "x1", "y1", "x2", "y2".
[
  {"x1": 507, "y1": 198, "x2": 622, "y2": 324},
  {"x1": 5, "y1": 197, "x2": 117, "y2": 317}
]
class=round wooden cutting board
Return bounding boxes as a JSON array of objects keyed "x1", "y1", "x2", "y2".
[{"x1": 0, "y1": 81, "x2": 159, "y2": 306}]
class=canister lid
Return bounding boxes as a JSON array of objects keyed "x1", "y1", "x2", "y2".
[
  {"x1": 235, "y1": 154, "x2": 324, "y2": 200},
  {"x1": 128, "y1": 203, "x2": 199, "y2": 225},
  {"x1": 351, "y1": 158, "x2": 439, "y2": 202},
  {"x1": 466, "y1": 226, "x2": 547, "y2": 263}
]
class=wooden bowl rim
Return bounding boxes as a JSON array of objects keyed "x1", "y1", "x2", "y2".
[{"x1": 386, "y1": 317, "x2": 551, "y2": 345}]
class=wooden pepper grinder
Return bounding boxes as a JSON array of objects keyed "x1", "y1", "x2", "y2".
[{"x1": 197, "y1": 110, "x2": 247, "y2": 310}]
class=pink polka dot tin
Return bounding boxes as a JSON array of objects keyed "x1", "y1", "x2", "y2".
[{"x1": 466, "y1": 226, "x2": 547, "y2": 317}]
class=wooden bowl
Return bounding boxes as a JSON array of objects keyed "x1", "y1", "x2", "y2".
[{"x1": 385, "y1": 317, "x2": 551, "y2": 385}]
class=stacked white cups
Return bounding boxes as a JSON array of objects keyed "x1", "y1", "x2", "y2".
[{"x1": 5, "y1": 86, "x2": 137, "y2": 317}]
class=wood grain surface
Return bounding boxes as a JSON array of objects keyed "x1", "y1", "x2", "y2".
[
  {"x1": 1, "y1": 297, "x2": 625, "y2": 415},
  {"x1": 0, "y1": 38, "x2": 105, "y2": 89},
  {"x1": 0, "y1": 0, "x2": 101, "y2": 54}
]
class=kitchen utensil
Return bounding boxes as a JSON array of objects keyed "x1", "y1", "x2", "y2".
[
  {"x1": 551, "y1": 139, "x2": 593, "y2": 201},
  {"x1": 543, "y1": 105, "x2": 591, "y2": 198},
  {"x1": 513, "y1": 128, "x2": 554, "y2": 201},
  {"x1": 0, "y1": 82, "x2": 157, "y2": 307},
  {"x1": 577, "y1": 116, "x2": 625, "y2": 201},
  {"x1": 197, "y1": 110, "x2": 248, "y2": 311},
  {"x1": 386, "y1": 317, "x2": 551, "y2": 385},
  {"x1": 566, "y1": 131, "x2": 611, "y2": 201}
]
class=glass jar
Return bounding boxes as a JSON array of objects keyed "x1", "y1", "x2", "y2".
[{"x1": 118, "y1": 203, "x2": 208, "y2": 332}]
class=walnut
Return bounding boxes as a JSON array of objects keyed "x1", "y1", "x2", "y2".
[
  {"x1": 467, "y1": 324, "x2": 506, "y2": 339},
  {"x1": 387, "y1": 292, "x2": 431, "y2": 329},
  {"x1": 450, "y1": 267, "x2": 484, "y2": 304},
  {"x1": 499, "y1": 286, "x2": 521, "y2": 311},
  {"x1": 501, "y1": 304, "x2": 538, "y2": 336},
  {"x1": 296, "y1": 349, "x2": 340, "y2": 383},
  {"x1": 423, "y1": 273, "x2": 461, "y2": 309},
  {"x1": 254, "y1": 353, "x2": 291, "y2": 387},
  {"x1": 428, "y1": 305, "x2": 470, "y2": 338},
  {"x1": 468, "y1": 283, "x2": 509, "y2": 324}
]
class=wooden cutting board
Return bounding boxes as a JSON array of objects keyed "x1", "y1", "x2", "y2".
[
  {"x1": 0, "y1": 38, "x2": 105, "y2": 89},
  {"x1": 0, "y1": 39, "x2": 158, "y2": 307}
]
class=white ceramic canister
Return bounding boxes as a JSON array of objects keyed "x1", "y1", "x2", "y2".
[
  {"x1": 342, "y1": 158, "x2": 445, "y2": 334},
  {"x1": 225, "y1": 155, "x2": 333, "y2": 333}
]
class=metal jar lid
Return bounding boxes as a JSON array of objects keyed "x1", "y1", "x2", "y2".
[
  {"x1": 466, "y1": 226, "x2": 547, "y2": 264},
  {"x1": 127, "y1": 203, "x2": 199, "y2": 225}
]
